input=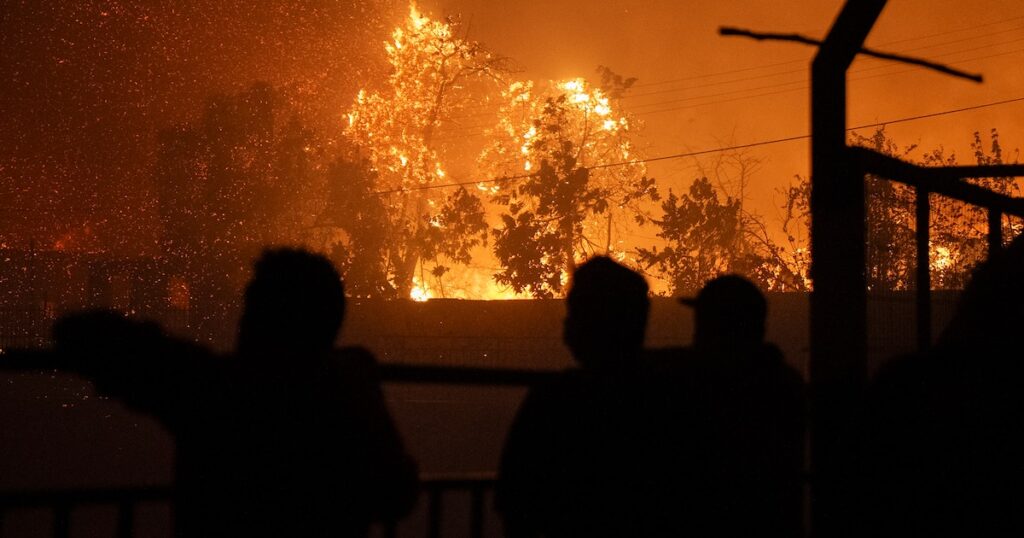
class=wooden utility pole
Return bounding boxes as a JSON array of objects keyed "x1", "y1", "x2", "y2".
[
  {"x1": 809, "y1": 2, "x2": 887, "y2": 537},
  {"x1": 724, "y1": 3, "x2": 988, "y2": 535}
]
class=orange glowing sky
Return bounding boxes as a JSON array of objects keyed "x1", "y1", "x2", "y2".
[{"x1": 428, "y1": 0, "x2": 1024, "y2": 221}]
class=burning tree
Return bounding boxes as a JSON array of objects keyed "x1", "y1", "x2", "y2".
[
  {"x1": 479, "y1": 76, "x2": 657, "y2": 298},
  {"x1": 782, "y1": 127, "x2": 1019, "y2": 291},
  {"x1": 636, "y1": 177, "x2": 739, "y2": 295},
  {"x1": 856, "y1": 128, "x2": 919, "y2": 291},
  {"x1": 637, "y1": 157, "x2": 808, "y2": 296},
  {"x1": 316, "y1": 157, "x2": 394, "y2": 298},
  {"x1": 924, "y1": 128, "x2": 1020, "y2": 288},
  {"x1": 344, "y1": 3, "x2": 510, "y2": 298}
]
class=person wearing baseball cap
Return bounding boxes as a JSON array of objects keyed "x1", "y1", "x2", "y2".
[
  {"x1": 679, "y1": 274, "x2": 767, "y2": 358},
  {"x1": 666, "y1": 274, "x2": 805, "y2": 537}
]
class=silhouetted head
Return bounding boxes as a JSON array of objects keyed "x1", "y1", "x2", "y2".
[
  {"x1": 938, "y1": 234, "x2": 1024, "y2": 353},
  {"x1": 682, "y1": 274, "x2": 766, "y2": 354},
  {"x1": 237, "y1": 248, "x2": 345, "y2": 358},
  {"x1": 564, "y1": 257, "x2": 650, "y2": 368}
]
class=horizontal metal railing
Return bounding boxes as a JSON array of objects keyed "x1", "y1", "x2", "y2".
[
  {"x1": 415, "y1": 473, "x2": 497, "y2": 538},
  {"x1": 0, "y1": 356, "x2": 541, "y2": 538},
  {"x1": 0, "y1": 486, "x2": 171, "y2": 538},
  {"x1": 0, "y1": 476, "x2": 501, "y2": 538},
  {"x1": 0, "y1": 348, "x2": 561, "y2": 385},
  {"x1": 380, "y1": 363, "x2": 558, "y2": 386}
]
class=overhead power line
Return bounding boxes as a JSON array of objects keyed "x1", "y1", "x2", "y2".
[
  {"x1": 433, "y1": 36, "x2": 1024, "y2": 139},
  {"x1": 445, "y1": 21, "x2": 1024, "y2": 120},
  {"x1": 438, "y1": 32, "x2": 1024, "y2": 123},
  {"x1": 869, "y1": 14, "x2": 1024, "y2": 47},
  {"x1": 621, "y1": 31, "x2": 1024, "y2": 104},
  {"x1": 373, "y1": 95, "x2": 1024, "y2": 196},
  {"x1": 432, "y1": 45, "x2": 1024, "y2": 142},
  {"x1": 626, "y1": 46, "x2": 1024, "y2": 117},
  {"x1": 632, "y1": 14, "x2": 1024, "y2": 88},
  {"x1": 719, "y1": 27, "x2": 983, "y2": 82},
  {"x1": 848, "y1": 96, "x2": 1024, "y2": 130}
]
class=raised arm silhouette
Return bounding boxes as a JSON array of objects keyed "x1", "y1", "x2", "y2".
[
  {"x1": 52, "y1": 248, "x2": 418, "y2": 538},
  {"x1": 863, "y1": 235, "x2": 1024, "y2": 537}
]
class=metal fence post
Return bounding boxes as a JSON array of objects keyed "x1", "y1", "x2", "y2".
[
  {"x1": 53, "y1": 502, "x2": 71, "y2": 538},
  {"x1": 915, "y1": 187, "x2": 932, "y2": 350},
  {"x1": 989, "y1": 208, "x2": 1003, "y2": 254},
  {"x1": 469, "y1": 485, "x2": 485, "y2": 538},
  {"x1": 809, "y1": 2, "x2": 887, "y2": 537},
  {"x1": 427, "y1": 487, "x2": 442, "y2": 538},
  {"x1": 116, "y1": 501, "x2": 135, "y2": 538}
]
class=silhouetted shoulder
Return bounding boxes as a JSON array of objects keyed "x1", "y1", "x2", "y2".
[
  {"x1": 335, "y1": 345, "x2": 377, "y2": 364},
  {"x1": 759, "y1": 344, "x2": 804, "y2": 387},
  {"x1": 325, "y1": 345, "x2": 419, "y2": 524},
  {"x1": 322, "y1": 346, "x2": 388, "y2": 396},
  {"x1": 498, "y1": 362, "x2": 665, "y2": 537},
  {"x1": 867, "y1": 349, "x2": 984, "y2": 418},
  {"x1": 863, "y1": 347, "x2": 1024, "y2": 537},
  {"x1": 866, "y1": 352, "x2": 927, "y2": 421},
  {"x1": 526, "y1": 364, "x2": 647, "y2": 408},
  {"x1": 331, "y1": 345, "x2": 379, "y2": 373},
  {"x1": 864, "y1": 351, "x2": 934, "y2": 449}
]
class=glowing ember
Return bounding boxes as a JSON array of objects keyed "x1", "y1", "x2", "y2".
[
  {"x1": 410, "y1": 286, "x2": 431, "y2": 302},
  {"x1": 930, "y1": 243, "x2": 955, "y2": 272},
  {"x1": 410, "y1": 276, "x2": 433, "y2": 302}
]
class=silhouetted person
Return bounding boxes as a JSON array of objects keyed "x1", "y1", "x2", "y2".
[
  {"x1": 649, "y1": 274, "x2": 805, "y2": 537},
  {"x1": 685, "y1": 274, "x2": 769, "y2": 359},
  {"x1": 52, "y1": 249, "x2": 417, "y2": 537},
  {"x1": 863, "y1": 236, "x2": 1024, "y2": 537},
  {"x1": 497, "y1": 256, "x2": 674, "y2": 537}
]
